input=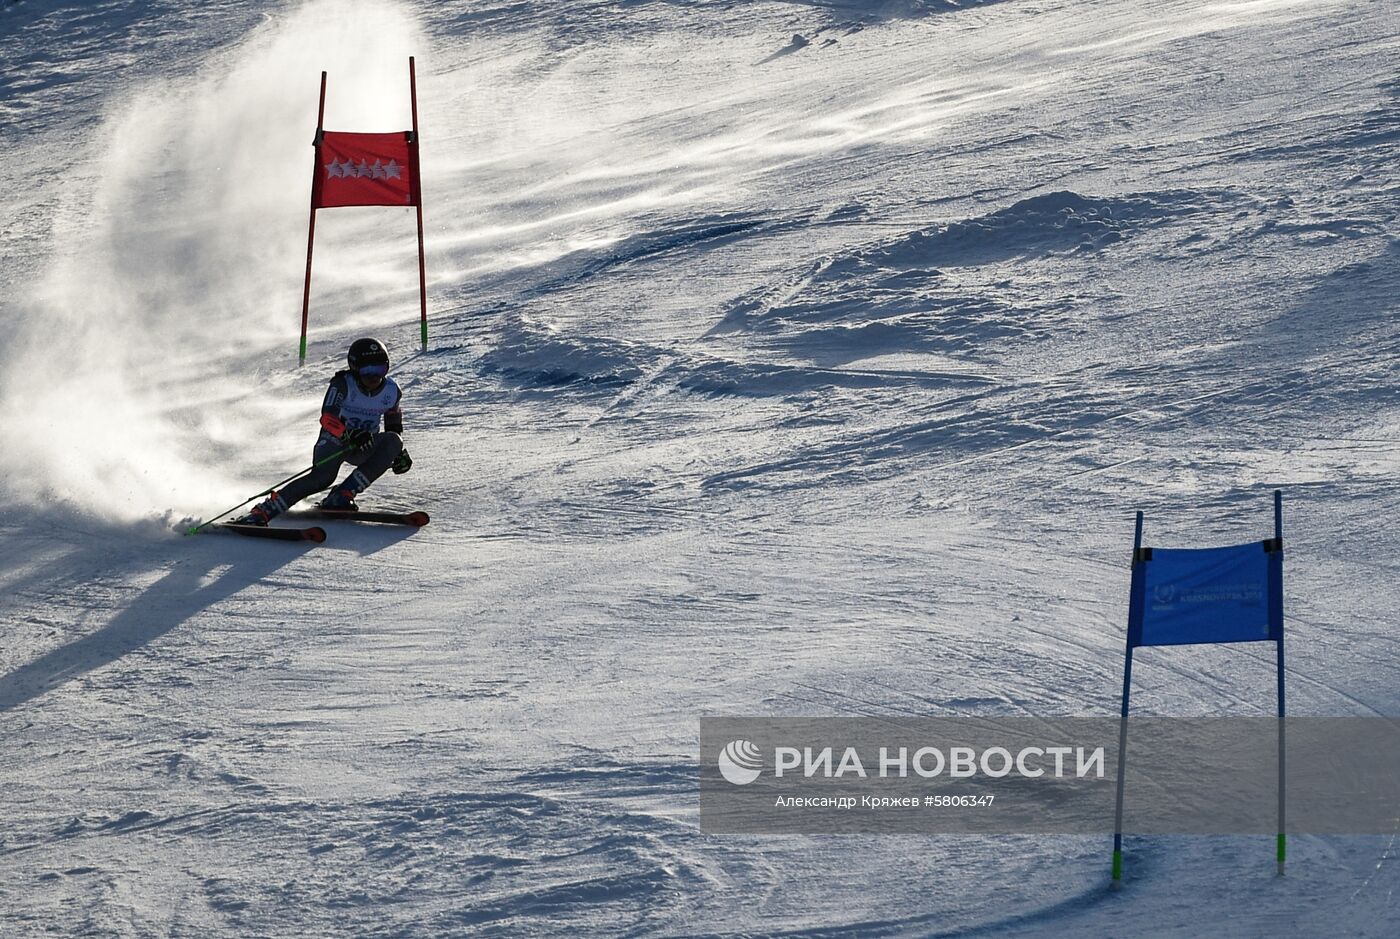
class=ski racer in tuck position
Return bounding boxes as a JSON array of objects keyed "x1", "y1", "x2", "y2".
[{"x1": 237, "y1": 337, "x2": 412, "y2": 525}]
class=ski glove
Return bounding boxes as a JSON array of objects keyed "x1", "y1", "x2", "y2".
[
  {"x1": 392, "y1": 449, "x2": 413, "y2": 475},
  {"x1": 342, "y1": 427, "x2": 374, "y2": 453}
]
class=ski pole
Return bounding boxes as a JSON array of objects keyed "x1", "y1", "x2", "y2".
[{"x1": 184, "y1": 446, "x2": 348, "y2": 535}]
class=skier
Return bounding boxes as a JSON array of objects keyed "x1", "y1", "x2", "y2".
[{"x1": 237, "y1": 337, "x2": 412, "y2": 525}]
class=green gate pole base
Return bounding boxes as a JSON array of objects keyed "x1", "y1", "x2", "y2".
[
  {"x1": 1277, "y1": 833, "x2": 1286, "y2": 876},
  {"x1": 1111, "y1": 850, "x2": 1123, "y2": 890}
]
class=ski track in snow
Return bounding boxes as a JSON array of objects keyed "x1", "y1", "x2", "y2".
[{"x1": 2, "y1": 0, "x2": 1400, "y2": 935}]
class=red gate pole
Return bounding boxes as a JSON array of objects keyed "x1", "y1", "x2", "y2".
[
  {"x1": 409, "y1": 56, "x2": 428, "y2": 351},
  {"x1": 299, "y1": 70, "x2": 328, "y2": 366}
]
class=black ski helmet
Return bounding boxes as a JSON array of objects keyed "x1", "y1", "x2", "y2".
[{"x1": 347, "y1": 337, "x2": 390, "y2": 377}]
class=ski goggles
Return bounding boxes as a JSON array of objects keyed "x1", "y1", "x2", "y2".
[{"x1": 356, "y1": 364, "x2": 389, "y2": 379}]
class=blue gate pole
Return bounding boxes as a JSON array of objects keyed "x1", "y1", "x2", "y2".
[
  {"x1": 1112, "y1": 510, "x2": 1144, "y2": 889},
  {"x1": 1275, "y1": 489, "x2": 1286, "y2": 876}
]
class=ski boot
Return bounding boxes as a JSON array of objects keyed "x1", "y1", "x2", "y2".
[
  {"x1": 317, "y1": 471, "x2": 369, "y2": 511},
  {"x1": 234, "y1": 492, "x2": 287, "y2": 526}
]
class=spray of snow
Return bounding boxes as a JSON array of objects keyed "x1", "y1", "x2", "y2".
[{"x1": 0, "y1": 0, "x2": 426, "y2": 524}]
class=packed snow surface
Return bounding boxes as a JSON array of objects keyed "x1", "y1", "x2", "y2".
[{"x1": 2, "y1": 0, "x2": 1398, "y2": 935}]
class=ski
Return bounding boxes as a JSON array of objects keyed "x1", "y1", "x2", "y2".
[
  {"x1": 289, "y1": 509, "x2": 430, "y2": 527},
  {"x1": 217, "y1": 523, "x2": 327, "y2": 543}
]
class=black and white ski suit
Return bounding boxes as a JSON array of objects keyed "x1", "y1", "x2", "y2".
[{"x1": 275, "y1": 369, "x2": 405, "y2": 509}]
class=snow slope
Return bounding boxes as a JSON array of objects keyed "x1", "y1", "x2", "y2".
[{"x1": 2, "y1": 0, "x2": 1399, "y2": 935}]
